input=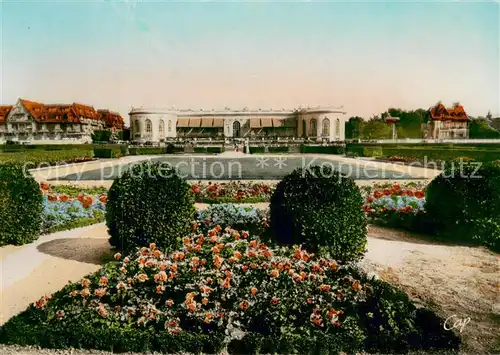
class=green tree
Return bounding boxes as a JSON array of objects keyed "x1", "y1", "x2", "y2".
[
  {"x1": 345, "y1": 116, "x2": 365, "y2": 139},
  {"x1": 362, "y1": 118, "x2": 391, "y2": 139}
]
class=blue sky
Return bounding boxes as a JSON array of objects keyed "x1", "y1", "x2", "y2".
[{"x1": 1, "y1": 0, "x2": 498, "y2": 122}]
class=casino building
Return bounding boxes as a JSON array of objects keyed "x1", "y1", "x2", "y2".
[{"x1": 129, "y1": 106, "x2": 348, "y2": 143}]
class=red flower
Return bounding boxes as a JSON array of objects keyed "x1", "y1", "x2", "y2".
[
  {"x1": 414, "y1": 190, "x2": 425, "y2": 199},
  {"x1": 383, "y1": 189, "x2": 391, "y2": 196},
  {"x1": 192, "y1": 185, "x2": 200, "y2": 194}
]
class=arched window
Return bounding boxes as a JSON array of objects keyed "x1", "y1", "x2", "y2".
[
  {"x1": 168, "y1": 120, "x2": 172, "y2": 132},
  {"x1": 322, "y1": 118, "x2": 330, "y2": 136},
  {"x1": 233, "y1": 121, "x2": 241, "y2": 138},
  {"x1": 145, "y1": 119, "x2": 152, "y2": 136},
  {"x1": 336, "y1": 119, "x2": 341, "y2": 138},
  {"x1": 302, "y1": 120, "x2": 306, "y2": 137},
  {"x1": 310, "y1": 118, "x2": 317, "y2": 136},
  {"x1": 134, "y1": 120, "x2": 140, "y2": 136},
  {"x1": 159, "y1": 119, "x2": 165, "y2": 138}
]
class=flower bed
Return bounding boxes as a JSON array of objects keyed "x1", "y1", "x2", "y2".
[
  {"x1": 191, "y1": 181, "x2": 275, "y2": 203},
  {"x1": 361, "y1": 183, "x2": 427, "y2": 231},
  {"x1": 40, "y1": 184, "x2": 107, "y2": 234},
  {"x1": 196, "y1": 204, "x2": 268, "y2": 237},
  {"x1": 0, "y1": 226, "x2": 459, "y2": 354}
]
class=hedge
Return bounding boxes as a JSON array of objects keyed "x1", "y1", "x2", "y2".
[
  {"x1": 268, "y1": 146, "x2": 289, "y2": 153},
  {"x1": 93, "y1": 147, "x2": 125, "y2": 159},
  {"x1": 128, "y1": 146, "x2": 184, "y2": 155},
  {"x1": 346, "y1": 143, "x2": 500, "y2": 161},
  {"x1": 207, "y1": 146, "x2": 225, "y2": 154},
  {"x1": 0, "y1": 149, "x2": 94, "y2": 167},
  {"x1": 301, "y1": 145, "x2": 346, "y2": 154},
  {"x1": 0, "y1": 164, "x2": 43, "y2": 245},
  {"x1": 249, "y1": 147, "x2": 266, "y2": 154}
]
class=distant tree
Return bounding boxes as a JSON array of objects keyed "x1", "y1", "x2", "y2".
[
  {"x1": 345, "y1": 116, "x2": 365, "y2": 139},
  {"x1": 91, "y1": 130, "x2": 112, "y2": 143},
  {"x1": 362, "y1": 118, "x2": 391, "y2": 139},
  {"x1": 486, "y1": 111, "x2": 493, "y2": 120},
  {"x1": 469, "y1": 118, "x2": 500, "y2": 139}
]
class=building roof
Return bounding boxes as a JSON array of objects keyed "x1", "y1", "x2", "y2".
[
  {"x1": 429, "y1": 103, "x2": 469, "y2": 121},
  {"x1": 97, "y1": 109, "x2": 125, "y2": 129},
  {"x1": 1, "y1": 99, "x2": 123, "y2": 128},
  {"x1": 0, "y1": 105, "x2": 13, "y2": 123}
]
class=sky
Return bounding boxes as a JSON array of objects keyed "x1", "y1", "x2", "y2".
[{"x1": 1, "y1": 0, "x2": 499, "y2": 125}]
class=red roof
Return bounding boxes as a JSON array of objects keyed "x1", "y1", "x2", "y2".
[
  {"x1": 8, "y1": 99, "x2": 121, "y2": 127},
  {"x1": 0, "y1": 105, "x2": 12, "y2": 123},
  {"x1": 429, "y1": 103, "x2": 469, "y2": 121}
]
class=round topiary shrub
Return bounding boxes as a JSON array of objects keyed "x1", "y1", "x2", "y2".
[
  {"x1": 425, "y1": 161, "x2": 500, "y2": 251},
  {"x1": 268, "y1": 165, "x2": 367, "y2": 263},
  {"x1": 0, "y1": 163, "x2": 43, "y2": 245},
  {"x1": 106, "y1": 161, "x2": 195, "y2": 253}
]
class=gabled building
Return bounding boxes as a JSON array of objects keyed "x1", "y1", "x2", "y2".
[
  {"x1": 422, "y1": 102, "x2": 469, "y2": 139},
  {"x1": 0, "y1": 98, "x2": 125, "y2": 144}
]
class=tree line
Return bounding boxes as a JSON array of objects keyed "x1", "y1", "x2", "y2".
[{"x1": 345, "y1": 108, "x2": 500, "y2": 139}]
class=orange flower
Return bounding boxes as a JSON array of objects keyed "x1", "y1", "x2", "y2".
[
  {"x1": 99, "y1": 195, "x2": 107, "y2": 204},
  {"x1": 81, "y1": 278, "x2": 91, "y2": 287},
  {"x1": 183, "y1": 237, "x2": 191, "y2": 246},
  {"x1": 47, "y1": 194, "x2": 58, "y2": 202},
  {"x1": 373, "y1": 190, "x2": 383, "y2": 199},
  {"x1": 81, "y1": 288, "x2": 90, "y2": 298},
  {"x1": 40, "y1": 182, "x2": 50, "y2": 191},
  {"x1": 154, "y1": 271, "x2": 168, "y2": 283},
  {"x1": 70, "y1": 290, "x2": 78, "y2": 297},
  {"x1": 149, "y1": 242, "x2": 157, "y2": 250},
  {"x1": 352, "y1": 281, "x2": 362, "y2": 291},
  {"x1": 319, "y1": 284, "x2": 331, "y2": 292},
  {"x1": 221, "y1": 277, "x2": 231, "y2": 289},
  {"x1": 59, "y1": 194, "x2": 69, "y2": 202},
  {"x1": 98, "y1": 276, "x2": 109, "y2": 286},
  {"x1": 202, "y1": 297, "x2": 209, "y2": 305},
  {"x1": 271, "y1": 297, "x2": 279, "y2": 305},
  {"x1": 233, "y1": 250, "x2": 242, "y2": 259},
  {"x1": 156, "y1": 285, "x2": 165, "y2": 294},
  {"x1": 239, "y1": 301, "x2": 249, "y2": 310},
  {"x1": 187, "y1": 302, "x2": 197, "y2": 312},
  {"x1": 270, "y1": 269, "x2": 279, "y2": 278},
  {"x1": 406, "y1": 190, "x2": 415, "y2": 197},
  {"x1": 114, "y1": 253, "x2": 121, "y2": 260},
  {"x1": 249, "y1": 240, "x2": 257, "y2": 248},
  {"x1": 166, "y1": 299, "x2": 174, "y2": 307},
  {"x1": 250, "y1": 287, "x2": 257, "y2": 295},
  {"x1": 137, "y1": 273, "x2": 149, "y2": 282},
  {"x1": 415, "y1": 190, "x2": 425, "y2": 199},
  {"x1": 94, "y1": 288, "x2": 107, "y2": 297}
]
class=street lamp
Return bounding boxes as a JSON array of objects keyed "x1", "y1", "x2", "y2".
[{"x1": 384, "y1": 113, "x2": 400, "y2": 141}]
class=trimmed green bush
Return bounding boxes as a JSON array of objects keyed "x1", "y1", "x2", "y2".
[
  {"x1": 425, "y1": 161, "x2": 500, "y2": 251},
  {"x1": 249, "y1": 146, "x2": 266, "y2": 154},
  {"x1": 106, "y1": 161, "x2": 195, "y2": 253},
  {"x1": 362, "y1": 146, "x2": 383, "y2": 157},
  {"x1": 0, "y1": 164, "x2": 43, "y2": 245},
  {"x1": 93, "y1": 147, "x2": 123, "y2": 158},
  {"x1": 268, "y1": 165, "x2": 367, "y2": 263},
  {"x1": 206, "y1": 146, "x2": 225, "y2": 154},
  {"x1": 194, "y1": 147, "x2": 206, "y2": 153},
  {"x1": 268, "y1": 146, "x2": 289, "y2": 153}
]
